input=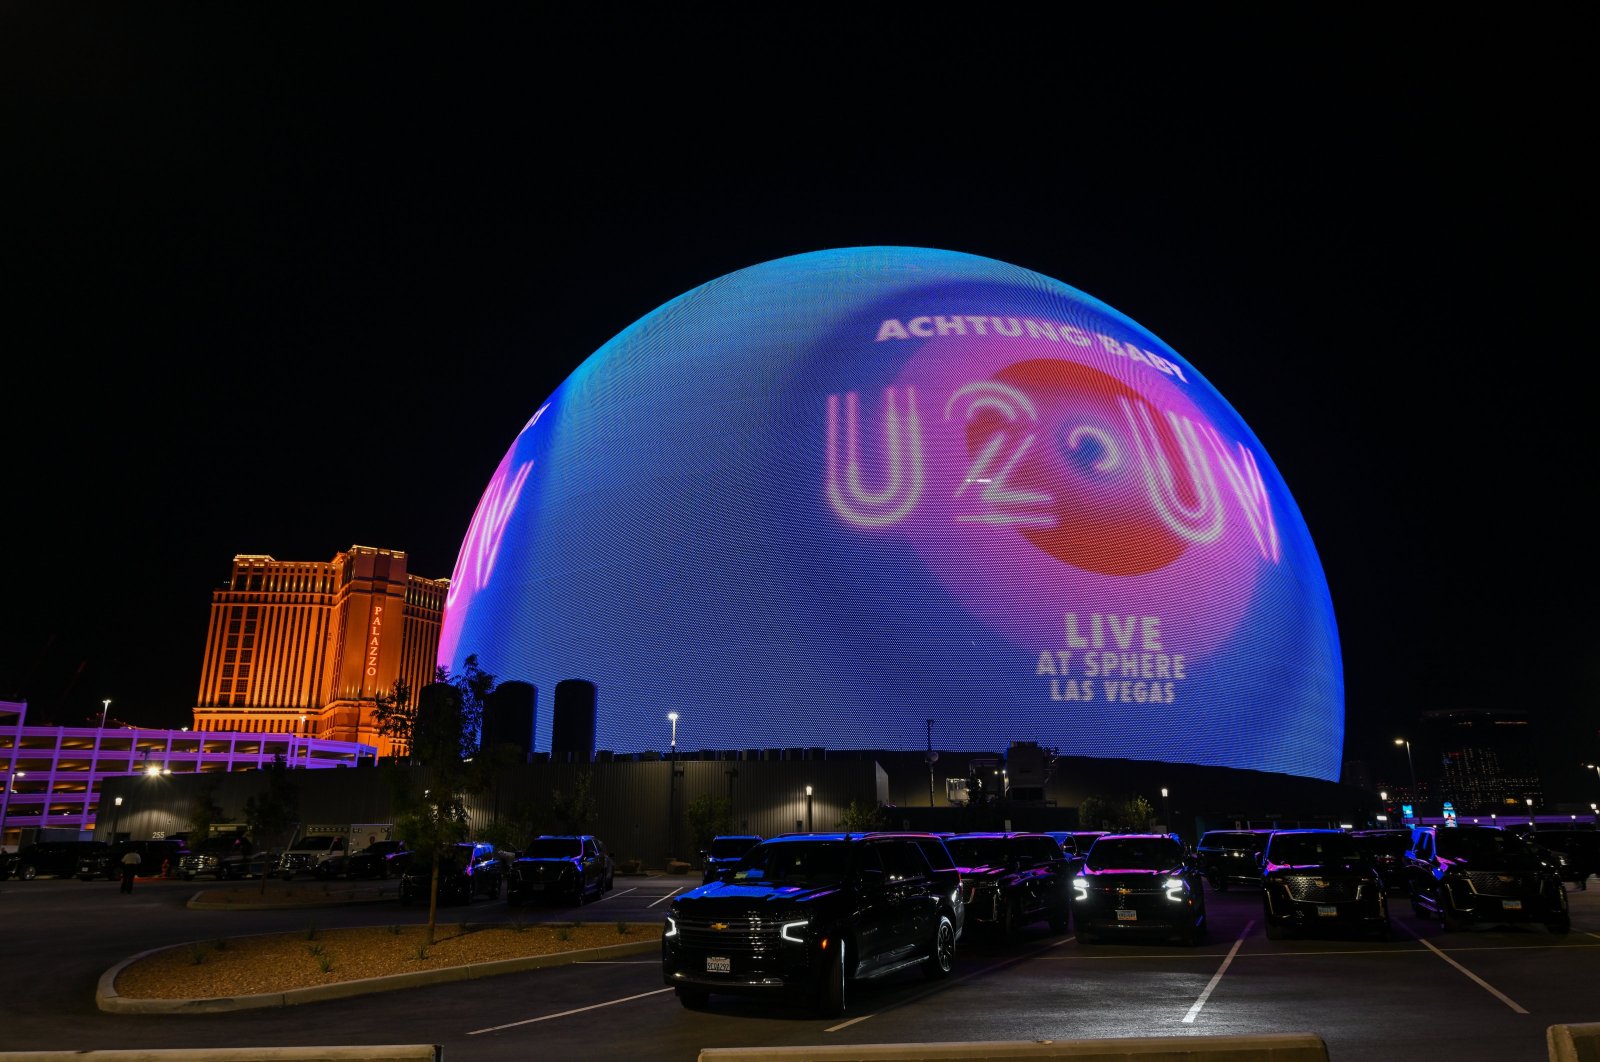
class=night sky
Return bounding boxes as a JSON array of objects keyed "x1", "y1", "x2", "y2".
[{"x1": 3, "y1": 9, "x2": 1593, "y2": 797}]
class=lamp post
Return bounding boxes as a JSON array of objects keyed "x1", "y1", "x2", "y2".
[
  {"x1": 100, "y1": 698, "x2": 111, "y2": 729},
  {"x1": 1394, "y1": 738, "x2": 1416, "y2": 794},
  {"x1": 1161, "y1": 787, "x2": 1171, "y2": 835},
  {"x1": 0, "y1": 770, "x2": 23, "y2": 852},
  {"x1": 806, "y1": 785, "x2": 814, "y2": 832},
  {"x1": 112, "y1": 795, "x2": 124, "y2": 842},
  {"x1": 666, "y1": 712, "x2": 679, "y2": 862}
]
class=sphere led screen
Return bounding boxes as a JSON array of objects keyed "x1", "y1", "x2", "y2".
[{"x1": 440, "y1": 247, "x2": 1343, "y2": 780}]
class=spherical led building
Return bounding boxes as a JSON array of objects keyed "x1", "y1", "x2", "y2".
[{"x1": 439, "y1": 247, "x2": 1343, "y2": 780}]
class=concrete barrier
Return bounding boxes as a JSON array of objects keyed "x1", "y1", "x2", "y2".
[
  {"x1": 1547, "y1": 1023, "x2": 1600, "y2": 1062},
  {"x1": 699, "y1": 1033, "x2": 1329, "y2": 1061},
  {"x1": 0, "y1": 1049, "x2": 440, "y2": 1062}
]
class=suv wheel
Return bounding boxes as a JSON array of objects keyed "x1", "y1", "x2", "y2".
[
  {"x1": 675, "y1": 985, "x2": 709, "y2": 1009},
  {"x1": 20, "y1": 864, "x2": 37, "y2": 881},
  {"x1": 998, "y1": 897, "x2": 1022, "y2": 943},
  {"x1": 1210, "y1": 875, "x2": 1229, "y2": 893},
  {"x1": 816, "y1": 938, "x2": 847, "y2": 1018},
  {"x1": 924, "y1": 914, "x2": 956, "y2": 980}
]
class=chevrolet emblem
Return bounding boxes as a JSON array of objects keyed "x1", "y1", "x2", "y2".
[{"x1": 711, "y1": 922, "x2": 729, "y2": 931}]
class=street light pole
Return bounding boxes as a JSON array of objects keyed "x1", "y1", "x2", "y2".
[
  {"x1": 1161, "y1": 787, "x2": 1171, "y2": 835},
  {"x1": 101, "y1": 699, "x2": 111, "y2": 729},
  {"x1": 0, "y1": 767, "x2": 20, "y2": 850},
  {"x1": 806, "y1": 785, "x2": 813, "y2": 832},
  {"x1": 666, "y1": 712, "x2": 679, "y2": 862},
  {"x1": 1395, "y1": 738, "x2": 1416, "y2": 794}
]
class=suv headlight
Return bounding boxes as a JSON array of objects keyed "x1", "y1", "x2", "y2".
[
  {"x1": 1073, "y1": 876, "x2": 1089, "y2": 901},
  {"x1": 664, "y1": 915, "x2": 679, "y2": 938},
  {"x1": 780, "y1": 918, "x2": 810, "y2": 943},
  {"x1": 1166, "y1": 877, "x2": 1188, "y2": 901}
]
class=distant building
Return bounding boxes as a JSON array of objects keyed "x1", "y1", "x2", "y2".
[
  {"x1": 190, "y1": 547, "x2": 448, "y2": 759},
  {"x1": 1422, "y1": 708, "x2": 1543, "y2": 814},
  {"x1": 0, "y1": 700, "x2": 374, "y2": 849}
]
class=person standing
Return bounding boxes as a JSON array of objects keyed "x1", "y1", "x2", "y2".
[{"x1": 119, "y1": 847, "x2": 142, "y2": 893}]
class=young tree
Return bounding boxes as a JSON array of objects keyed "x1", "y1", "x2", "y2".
[
  {"x1": 550, "y1": 770, "x2": 597, "y2": 835},
  {"x1": 683, "y1": 793, "x2": 732, "y2": 855},
  {"x1": 242, "y1": 754, "x2": 299, "y2": 893},
  {"x1": 836, "y1": 799, "x2": 889, "y2": 832},
  {"x1": 377, "y1": 655, "x2": 496, "y2": 945},
  {"x1": 186, "y1": 778, "x2": 224, "y2": 843}
]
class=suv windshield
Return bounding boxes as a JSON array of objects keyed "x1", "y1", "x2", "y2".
[
  {"x1": 732, "y1": 841, "x2": 850, "y2": 884},
  {"x1": 1201, "y1": 832, "x2": 1263, "y2": 849},
  {"x1": 946, "y1": 838, "x2": 1011, "y2": 867},
  {"x1": 1085, "y1": 837, "x2": 1183, "y2": 871},
  {"x1": 708, "y1": 837, "x2": 761, "y2": 859},
  {"x1": 526, "y1": 838, "x2": 581, "y2": 859},
  {"x1": 1356, "y1": 832, "x2": 1410, "y2": 857},
  {"x1": 1436, "y1": 828, "x2": 1540, "y2": 865},
  {"x1": 1268, "y1": 833, "x2": 1359, "y2": 864}
]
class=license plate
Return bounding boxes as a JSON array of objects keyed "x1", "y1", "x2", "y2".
[
  {"x1": 706, "y1": 955, "x2": 731, "y2": 973},
  {"x1": 1318, "y1": 905, "x2": 1338, "y2": 917},
  {"x1": 1116, "y1": 909, "x2": 1137, "y2": 921},
  {"x1": 1502, "y1": 899, "x2": 1522, "y2": 910}
]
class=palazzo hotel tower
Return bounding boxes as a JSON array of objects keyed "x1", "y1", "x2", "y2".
[{"x1": 190, "y1": 546, "x2": 448, "y2": 759}]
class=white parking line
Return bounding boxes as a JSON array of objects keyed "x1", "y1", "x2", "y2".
[
  {"x1": 1182, "y1": 919, "x2": 1251, "y2": 1024},
  {"x1": 591, "y1": 886, "x2": 638, "y2": 903},
  {"x1": 466, "y1": 987, "x2": 674, "y2": 1034},
  {"x1": 648, "y1": 887, "x2": 683, "y2": 908},
  {"x1": 1402, "y1": 928, "x2": 1528, "y2": 1014}
]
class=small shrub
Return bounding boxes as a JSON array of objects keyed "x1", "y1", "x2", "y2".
[
  {"x1": 307, "y1": 942, "x2": 324, "y2": 956},
  {"x1": 510, "y1": 919, "x2": 527, "y2": 933},
  {"x1": 304, "y1": 925, "x2": 318, "y2": 941},
  {"x1": 556, "y1": 927, "x2": 571, "y2": 942},
  {"x1": 389, "y1": 924, "x2": 402, "y2": 935},
  {"x1": 189, "y1": 944, "x2": 207, "y2": 965},
  {"x1": 616, "y1": 920, "x2": 630, "y2": 935},
  {"x1": 413, "y1": 943, "x2": 429, "y2": 960},
  {"x1": 316, "y1": 954, "x2": 333, "y2": 972}
]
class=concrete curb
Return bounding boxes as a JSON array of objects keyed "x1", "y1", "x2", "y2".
[
  {"x1": 0, "y1": 1048, "x2": 440, "y2": 1062},
  {"x1": 698, "y1": 1033, "x2": 1331, "y2": 1060},
  {"x1": 98, "y1": 931, "x2": 662, "y2": 1014}
]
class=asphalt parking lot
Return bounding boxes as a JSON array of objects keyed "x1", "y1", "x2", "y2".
[{"x1": 0, "y1": 872, "x2": 1595, "y2": 1061}]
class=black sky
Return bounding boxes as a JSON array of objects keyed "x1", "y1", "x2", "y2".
[{"x1": 2, "y1": 8, "x2": 1593, "y2": 797}]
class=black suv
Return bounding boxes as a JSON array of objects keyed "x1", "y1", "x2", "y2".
[
  {"x1": 1, "y1": 841, "x2": 109, "y2": 881},
  {"x1": 398, "y1": 842, "x2": 504, "y2": 906},
  {"x1": 177, "y1": 834, "x2": 255, "y2": 881},
  {"x1": 1071, "y1": 833, "x2": 1208, "y2": 945},
  {"x1": 701, "y1": 834, "x2": 763, "y2": 884},
  {"x1": 1532, "y1": 830, "x2": 1597, "y2": 891},
  {"x1": 343, "y1": 839, "x2": 411, "y2": 879},
  {"x1": 663, "y1": 832, "x2": 964, "y2": 1017},
  {"x1": 945, "y1": 832, "x2": 1073, "y2": 940},
  {"x1": 1351, "y1": 828, "x2": 1412, "y2": 896},
  {"x1": 507, "y1": 834, "x2": 613, "y2": 906},
  {"x1": 1260, "y1": 829, "x2": 1390, "y2": 940},
  {"x1": 1196, "y1": 829, "x2": 1273, "y2": 891},
  {"x1": 1406, "y1": 824, "x2": 1569, "y2": 934},
  {"x1": 76, "y1": 839, "x2": 189, "y2": 881}
]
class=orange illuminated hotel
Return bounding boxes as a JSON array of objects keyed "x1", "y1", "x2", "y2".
[{"x1": 190, "y1": 546, "x2": 449, "y2": 759}]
